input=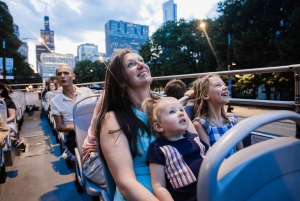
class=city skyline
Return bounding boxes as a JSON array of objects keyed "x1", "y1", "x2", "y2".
[{"x1": 4, "y1": 0, "x2": 220, "y2": 67}]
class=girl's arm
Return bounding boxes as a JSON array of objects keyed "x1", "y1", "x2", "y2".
[
  {"x1": 7, "y1": 108, "x2": 16, "y2": 123},
  {"x1": 149, "y1": 163, "x2": 174, "y2": 201},
  {"x1": 193, "y1": 121, "x2": 210, "y2": 146},
  {"x1": 100, "y1": 111, "x2": 159, "y2": 201}
]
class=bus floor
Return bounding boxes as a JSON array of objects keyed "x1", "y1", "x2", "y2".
[{"x1": 0, "y1": 108, "x2": 93, "y2": 201}]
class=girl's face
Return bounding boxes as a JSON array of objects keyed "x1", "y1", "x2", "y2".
[
  {"x1": 154, "y1": 98, "x2": 189, "y2": 140},
  {"x1": 205, "y1": 76, "x2": 229, "y2": 105},
  {"x1": 122, "y1": 53, "x2": 152, "y2": 88},
  {"x1": 49, "y1": 83, "x2": 56, "y2": 91}
]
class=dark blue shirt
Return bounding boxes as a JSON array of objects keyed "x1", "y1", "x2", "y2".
[{"x1": 146, "y1": 131, "x2": 209, "y2": 201}]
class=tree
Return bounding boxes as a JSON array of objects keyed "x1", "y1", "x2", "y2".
[
  {"x1": 0, "y1": 1, "x2": 38, "y2": 83},
  {"x1": 139, "y1": 19, "x2": 218, "y2": 77},
  {"x1": 73, "y1": 60, "x2": 106, "y2": 83}
]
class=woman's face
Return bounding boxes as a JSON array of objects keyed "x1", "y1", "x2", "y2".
[
  {"x1": 122, "y1": 53, "x2": 152, "y2": 89},
  {"x1": 49, "y1": 83, "x2": 56, "y2": 91}
]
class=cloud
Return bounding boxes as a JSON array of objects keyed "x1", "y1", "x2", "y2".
[{"x1": 4, "y1": 0, "x2": 221, "y2": 57}]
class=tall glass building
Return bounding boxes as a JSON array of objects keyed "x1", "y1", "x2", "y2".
[
  {"x1": 77, "y1": 43, "x2": 98, "y2": 61},
  {"x1": 105, "y1": 20, "x2": 149, "y2": 57},
  {"x1": 163, "y1": 0, "x2": 177, "y2": 23}
]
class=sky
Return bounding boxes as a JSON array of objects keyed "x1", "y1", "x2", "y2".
[{"x1": 3, "y1": 0, "x2": 221, "y2": 69}]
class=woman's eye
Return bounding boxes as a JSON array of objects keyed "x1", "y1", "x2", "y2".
[{"x1": 128, "y1": 62, "x2": 135, "y2": 67}]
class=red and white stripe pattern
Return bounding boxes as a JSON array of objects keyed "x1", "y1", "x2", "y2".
[
  {"x1": 193, "y1": 137, "x2": 206, "y2": 158},
  {"x1": 160, "y1": 145, "x2": 197, "y2": 189}
]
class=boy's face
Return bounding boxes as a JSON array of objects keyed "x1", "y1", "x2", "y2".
[{"x1": 155, "y1": 98, "x2": 189, "y2": 139}]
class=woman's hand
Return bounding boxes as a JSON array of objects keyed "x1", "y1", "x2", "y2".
[{"x1": 100, "y1": 111, "x2": 158, "y2": 201}]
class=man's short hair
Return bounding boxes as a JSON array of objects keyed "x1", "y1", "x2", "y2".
[{"x1": 164, "y1": 80, "x2": 187, "y2": 99}]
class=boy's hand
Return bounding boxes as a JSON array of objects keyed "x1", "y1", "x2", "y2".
[{"x1": 184, "y1": 90, "x2": 194, "y2": 98}]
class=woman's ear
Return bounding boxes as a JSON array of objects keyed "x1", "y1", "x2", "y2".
[{"x1": 153, "y1": 122, "x2": 164, "y2": 133}]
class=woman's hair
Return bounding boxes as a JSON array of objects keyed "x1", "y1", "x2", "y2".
[
  {"x1": 192, "y1": 73, "x2": 228, "y2": 121},
  {"x1": 96, "y1": 49, "x2": 158, "y2": 158},
  {"x1": 0, "y1": 83, "x2": 11, "y2": 99}
]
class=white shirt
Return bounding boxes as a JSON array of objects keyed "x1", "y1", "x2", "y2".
[{"x1": 50, "y1": 86, "x2": 94, "y2": 126}]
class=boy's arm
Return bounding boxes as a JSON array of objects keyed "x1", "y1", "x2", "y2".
[{"x1": 149, "y1": 163, "x2": 174, "y2": 201}]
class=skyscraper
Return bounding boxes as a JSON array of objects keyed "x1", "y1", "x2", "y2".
[
  {"x1": 163, "y1": 0, "x2": 177, "y2": 23},
  {"x1": 36, "y1": 16, "x2": 55, "y2": 72},
  {"x1": 105, "y1": 20, "x2": 149, "y2": 57},
  {"x1": 18, "y1": 42, "x2": 28, "y2": 62},
  {"x1": 40, "y1": 16, "x2": 55, "y2": 51}
]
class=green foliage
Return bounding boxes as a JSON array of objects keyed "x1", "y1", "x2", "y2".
[
  {"x1": 73, "y1": 60, "x2": 106, "y2": 83},
  {"x1": 0, "y1": 1, "x2": 37, "y2": 83}
]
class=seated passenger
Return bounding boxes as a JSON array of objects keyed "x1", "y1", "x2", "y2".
[
  {"x1": 50, "y1": 65, "x2": 93, "y2": 162},
  {"x1": 165, "y1": 79, "x2": 192, "y2": 106},
  {"x1": 0, "y1": 83, "x2": 25, "y2": 151},
  {"x1": 143, "y1": 97, "x2": 209, "y2": 201},
  {"x1": 97, "y1": 49, "x2": 198, "y2": 200},
  {"x1": 0, "y1": 114, "x2": 11, "y2": 149},
  {"x1": 43, "y1": 82, "x2": 58, "y2": 111},
  {"x1": 192, "y1": 74, "x2": 243, "y2": 157},
  {"x1": 41, "y1": 78, "x2": 52, "y2": 100}
]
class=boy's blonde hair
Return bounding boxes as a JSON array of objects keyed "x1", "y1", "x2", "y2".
[
  {"x1": 192, "y1": 73, "x2": 228, "y2": 122},
  {"x1": 142, "y1": 97, "x2": 177, "y2": 138}
]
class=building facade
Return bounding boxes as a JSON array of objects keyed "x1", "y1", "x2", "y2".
[
  {"x1": 105, "y1": 20, "x2": 149, "y2": 57},
  {"x1": 77, "y1": 43, "x2": 98, "y2": 61},
  {"x1": 40, "y1": 53, "x2": 74, "y2": 81},
  {"x1": 36, "y1": 16, "x2": 55, "y2": 72},
  {"x1": 40, "y1": 16, "x2": 55, "y2": 51},
  {"x1": 18, "y1": 42, "x2": 28, "y2": 62},
  {"x1": 163, "y1": 0, "x2": 177, "y2": 23},
  {"x1": 13, "y1": 23, "x2": 19, "y2": 38}
]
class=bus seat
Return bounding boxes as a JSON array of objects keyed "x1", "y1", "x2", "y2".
[
  {"x1": 73, "y1": 95, "x2": 104, "y2": 197},
  {"x1": 24, "y1": 91, "x2": 39, "y2": 109},
  {"x1": 179, "y1": 96, "x2": 194, "y2": 120},
  {"x1": 197, "y1": 110, "x2": 300, "y2": 201}
]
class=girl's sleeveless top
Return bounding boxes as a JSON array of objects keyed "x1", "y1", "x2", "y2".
[
  {"x1": 114, "y1": 108, "x2": 156, "y2": 201},
  {"x1": 193, "y1": 114, "x2": 238, "y2": 157}
]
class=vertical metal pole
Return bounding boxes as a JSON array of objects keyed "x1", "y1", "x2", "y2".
[
  {"x1": 294, "y1": 71, "x2": 300, "y2": 139},
  {"x1": 227, "y1": 33, "x2": 233, "y2": 112},
  {"x1": 2, "y1": 39, "x2": 5, "y2": 80}
]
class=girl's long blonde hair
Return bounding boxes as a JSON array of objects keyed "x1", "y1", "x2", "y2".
[{"x1": 192, "y1": 73, "x2": 228, "y2": 122}]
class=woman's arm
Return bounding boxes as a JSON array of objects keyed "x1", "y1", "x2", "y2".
[
  {"x1": 7, "y1": 108, "x2": 16, "y2": 123},
  {"x1": 149, "y1": 163, "x2": 174, "y2": 201},
  {"x1": 193, "y1": 121, "x2": 210, "y2": 146},
  {"x1": 100, "y1": 111, "x2": 158, "y2": 201}
]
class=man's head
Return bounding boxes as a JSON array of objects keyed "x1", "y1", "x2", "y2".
[
  {"x1": 164, "y1": 79, "x2": 187, "y2": 99},
  {"x1": 55, "y1": 65, "x2": 75, "y2": 87}
]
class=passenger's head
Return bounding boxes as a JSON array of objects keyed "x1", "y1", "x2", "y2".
[
  {"x1": 103, "y1": 49, "x2": 152, "y2": 104},
  {"x1": 5, "y1": 85, "x2": 13, "y2": 96},
  {"x1": 55, "y1": 65, "x2": 75, "y2": 87},
  {"x1": 164, "y1": 79, "x2": 187, "y2": 99},
  {"x1": 48, "y1": 82, "x2": 57, "y2": 91},
  {"x1": 142, "y1": 97, "x2": 188, "y2": 139},
  {"x1": 0, "y1": 82, "x2": 11, "y2": 99},
  {"x1": 193, "y1": 73, "x2": 228, "y2": 119}
]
